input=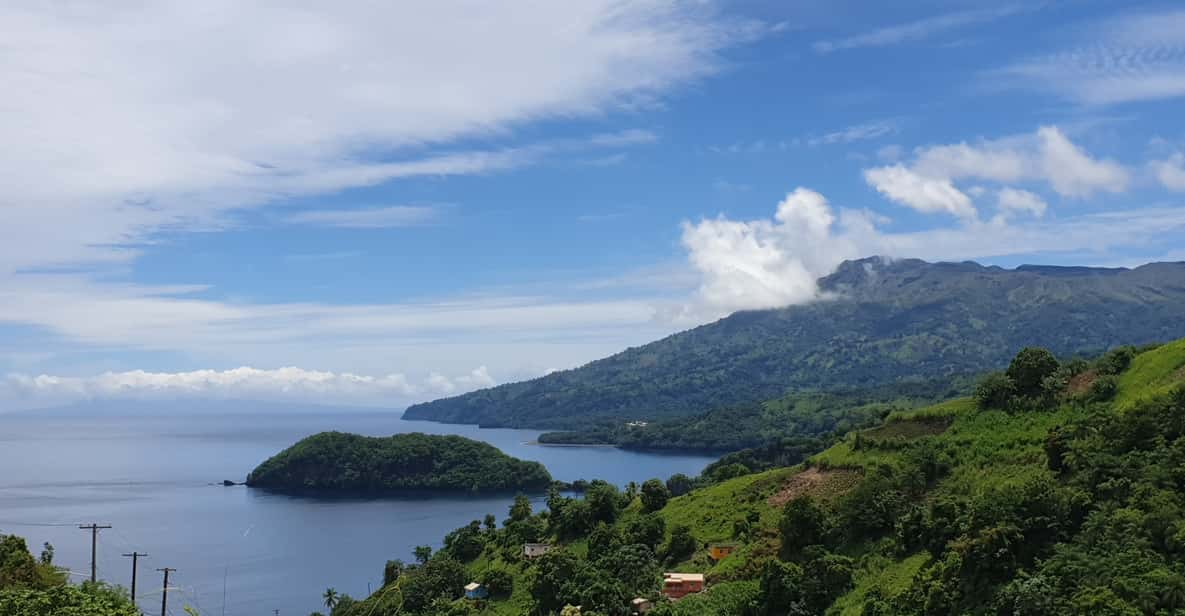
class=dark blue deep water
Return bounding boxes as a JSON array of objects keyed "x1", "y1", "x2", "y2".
[{"x1": 0, "y1": 411, "x2": 715, "y2": 615}]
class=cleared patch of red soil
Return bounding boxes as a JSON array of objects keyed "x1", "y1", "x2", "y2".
[
  {"x1": 767, "y1": 468, "x2": 861, "y2": 508},
  {"x1": 1066, "y1": 369, "x2": 1099, "y2": 396}
]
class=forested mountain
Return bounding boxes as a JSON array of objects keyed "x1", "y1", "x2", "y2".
[
  {"x1": 245, "y1": 432, "x2": 552, "y2": 493},
  {"x1": 404, "y1": 258, "x2": 1185, "y2": 429}
]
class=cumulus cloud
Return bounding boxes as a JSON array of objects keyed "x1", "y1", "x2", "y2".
[
  {"x1": 678, "y1": 188, "x2": 859, "y2": 316},
  {"x1": 862, "y1": 126, "x2": 1127, "y2": 220},
  {"x1": 0, "y1": 365, "x2": 498, "y2": 412},
  {"x1": 676, "y1": 188, "x2": 1185, "y2": 319},
  {"x1": 863, "y1": 165, "x2": 976, "y2": 219},
  {"x1": 1151, "y1": 153, "x2": 1185, "y2": 191},
  {"x1": 1036, "y1": 127, "x2": 1129, "y2": 197},
  {"x1": 996, "y1": 188, "x2": 1048, "y2": 218}
]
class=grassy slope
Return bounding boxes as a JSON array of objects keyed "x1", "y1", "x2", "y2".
[{"x1": 1115, "y1": 337, "x2": 1185, "y2": 410}]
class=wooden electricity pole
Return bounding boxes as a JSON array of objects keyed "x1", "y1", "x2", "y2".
[
  {"x1": 78, "y1": 523, "x2": 111, "y2": 583},
  {"x1": 157, "y1": 567, "x2": 176, "y2": 616},
  {"x1": 121, "y1": 552, "x2": 147, "y2": 607}
]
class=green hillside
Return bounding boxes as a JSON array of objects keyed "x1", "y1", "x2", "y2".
[
  {"x1": 322, "y1": 339, "x2": 1185, "y2": 615},
  {"x1": 405, "y1": 259, "x2": 1185, "y2": 430}
]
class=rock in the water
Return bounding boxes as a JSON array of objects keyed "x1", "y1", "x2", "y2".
[{"x1": 222, "y1": 480, "x2": 237, "y2": 486}]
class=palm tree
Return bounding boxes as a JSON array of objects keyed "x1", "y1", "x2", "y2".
[{"x1": 323, "y1": 587, "x2": 339, "y2": 610}]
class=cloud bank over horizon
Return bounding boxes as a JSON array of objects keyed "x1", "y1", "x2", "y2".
[{"x1": 1, "y1": 365, "x2": 497, "y2": 412}]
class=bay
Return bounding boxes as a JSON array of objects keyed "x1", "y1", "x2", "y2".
[{"x1": 0, "y1": 410, "x2": 715, "y2": 616}]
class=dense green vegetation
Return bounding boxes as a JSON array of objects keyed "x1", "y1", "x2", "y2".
[
  {"x1": 318, "y1": 338, "x2": 1185, "y2": 615},
  {"x1": 406, "y1": 258, "x2": 1185, "y2": 430},
  {"x1": 247, "y1": 432, "x2": 552, "y2": 493},
  {"x1": 0, "y1": 532, "x2": 137, "y2": 616},
  {"x1": 538, "y1": 381, "x2": 951, "y2": 452}
]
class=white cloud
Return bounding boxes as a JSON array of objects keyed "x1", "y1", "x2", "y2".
[
  {"x1": 0, "y1": 1, "x2": 751, "y2": 275},
  {"x1": 288, "y1": 205, "x2": 441, "y2": 228},
  {"x1": 1036, "y1": 126, "x2": 1129, "y2": 197},
  {"x1": 813, "y1": 6, "x2": 1025, "y2": 54},
  {"x1": 863, "y1": 165, "x2": 977, "y2": 219},
  {"x1": 807, "y1": 120, "x2": 898, "y2": 146},
  {"x1": 997, "y1": 9, "x2": 1185, "y2": 105},
  {"x1": 995, "y1": 188, "x2": 1048, "y2": 218},
  {"x1": 0, "y1": 365, "x2": 498, "y2": 411},
  {"x1": 1151, "y1": 152, "x2": 1185, "y2": 191},
  {"x1": 864, "y1": 126, "x2": 1128, "y2": 216},
  {"x1": 678, "y1": 188, "x2": 860, "y2": 317},
  {"x1": 677, "y1": 189, "x2": 1185, "y2": 318}
]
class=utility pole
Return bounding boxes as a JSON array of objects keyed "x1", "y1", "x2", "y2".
[
  {"x1": 157, "y1": 567, "x2": 176, "y2": 616},
  {"x1": 78, "y1": 523, "x2": 112, "y2": 583},
  {"x1": 121, "y1": 552, "x2": 147, "y2": 607}
]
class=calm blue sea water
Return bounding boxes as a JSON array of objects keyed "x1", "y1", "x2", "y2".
[{"x1": 0, "y1": 411, "x2": 715, "y2": 616}]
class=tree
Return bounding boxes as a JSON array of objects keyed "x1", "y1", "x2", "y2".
[
  {"x1": 587, "y1": 523, "x2": 623, "y2": 562},
  {"x1": 383, "y1": 560, "x2": 405, "y2": 586},
  {"x1": 323, "y1": 588, "x2": 339, "y2": 610},
  {"x1": 623, "y1": 513, "x2": 666, "y2": 550},
  {"x1": 584, "y1": 481, "x2": 622, "y2": 524},
  {"x1": 641, "y1": 478, "x2": 671, "y2": 512},
  {"x1": 510, "y1": 494, "x2": 533, "y2": 522},
  {"x1": 1006, "y1": 347, "x2": 1060, "y2": 398},
  {"x1": 483, "y1": 513, "x2": 497, "y2": 532},
  {"x1": 599, "y1": 544, "x2": 659, "y2": 596},
  {"x1": 413, "y1": 545, "x2": 433, "y2": 564},
  {"x1": 666, "y1": 473, "x2": 694, "y2": 497},
  {"x1": 528, "y1": 551, "x2": 581, "y2": 614},
  {"x1": 481, "y1": 567, "x2": 514, "y2": 597},
  {"x1": 663, "y1": 525, "x2": 697, "y2": 564},
  {"x1": 779, "y1": 497, "x2": 830, "y2": 558}
]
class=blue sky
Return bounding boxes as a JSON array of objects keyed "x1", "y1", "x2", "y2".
[{"x1": 2, "y1": 0, "x2": 1185, "y2": 410}]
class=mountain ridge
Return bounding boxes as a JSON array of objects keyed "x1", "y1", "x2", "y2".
[{"x1": 403, "y1": 257, "x2": 1185, "y2": 429}]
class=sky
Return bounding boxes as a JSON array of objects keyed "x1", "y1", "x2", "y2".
[{"x1": 3, "y1": 0, "x2": 1185, "y2": 411}]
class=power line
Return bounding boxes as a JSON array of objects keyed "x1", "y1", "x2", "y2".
[{"x1": 78, "y1": 523, "x2": 112, "y2": 583}]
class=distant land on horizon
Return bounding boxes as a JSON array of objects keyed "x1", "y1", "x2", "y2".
[{"x1": 405, "y1": 256, "x2": 1185, "y2": 430}]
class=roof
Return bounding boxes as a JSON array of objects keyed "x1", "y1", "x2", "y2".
[
  {"x1": 524, "y1": 542, "x2": 551, "y2": 548},
  {"x1": 464, "y1": 582, "x2": 483, "y2": 591},
  {"x1": 663, "y1": 573, "x2": 705, "y2": 583}
]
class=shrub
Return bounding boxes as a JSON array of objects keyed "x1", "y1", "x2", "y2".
[{"x1": 975, "y1": 372, "x2": 1016, "y2": 409}]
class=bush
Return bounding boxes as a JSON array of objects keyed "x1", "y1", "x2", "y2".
[
  {"x1": 1089, "y1": 375, "x2": 1119, "y2": 402},
  {"x1": 975, "y1": 372, "x2": 1016, "y2": 409}
]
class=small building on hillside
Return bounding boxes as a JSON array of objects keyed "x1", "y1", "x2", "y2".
[
  {"x1": 662, "y1": 572, "x2": 705, "y2": 599},
  {"x1": 708, "y1": 543, "x2": 737, "y2": 561},
  {"x1": 631, "y1": 597, "x2": 653, "y2": 613},
  {"x1": 464, "y1": 582, "x2": 488, "y2": 600},
  {"x1": 523, "y1": 543, "x2": 553, "y2": 559}
]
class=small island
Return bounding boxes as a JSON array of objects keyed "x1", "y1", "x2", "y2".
[{"x1": 245, "y1": 431, "x2": 552, "y2": 493}]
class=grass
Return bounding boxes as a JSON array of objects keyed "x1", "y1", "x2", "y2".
[
  {"x1": 828, "y1": 552, "x2": 929, "y2": 616},
  {"x1": 661, "y1": 467, "x2": 796, "y2": 543},
  {"x1": 1115, "y1": 338, "x2": 1185, "y2": 411}
]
